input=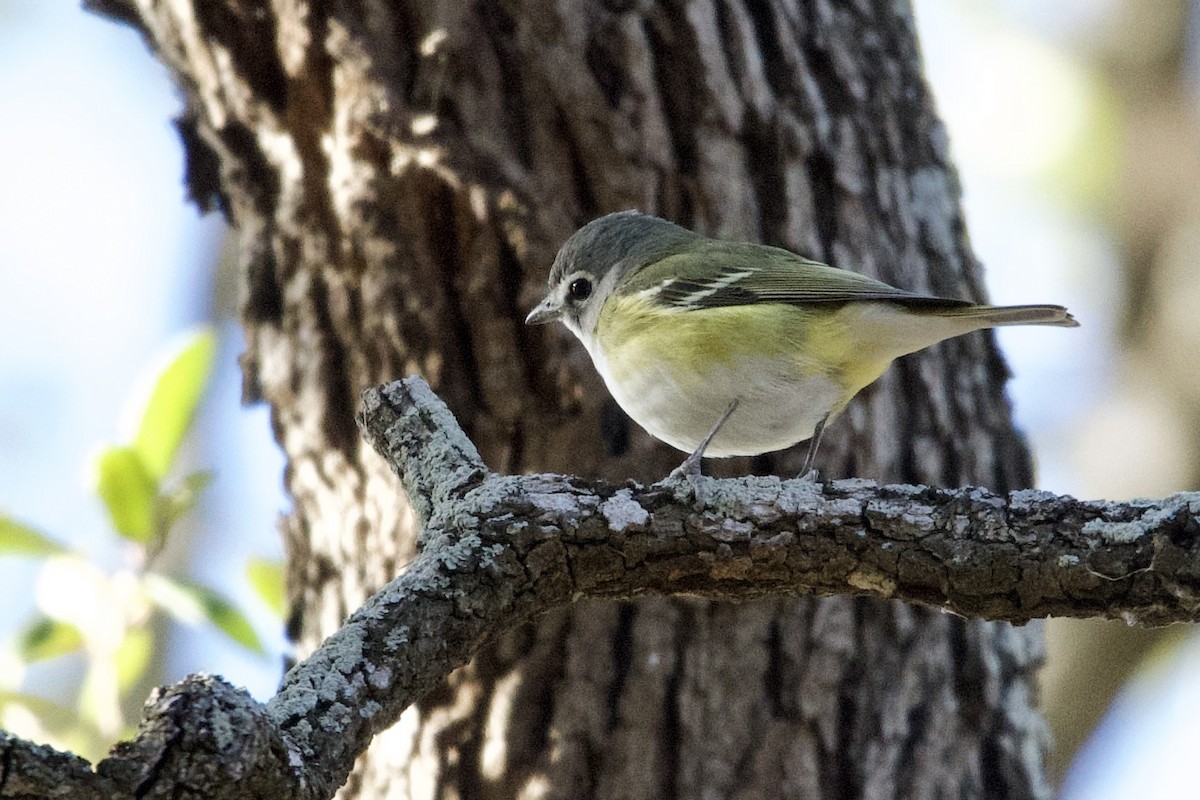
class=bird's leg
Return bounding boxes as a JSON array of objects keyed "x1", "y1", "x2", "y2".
[
  {"x1": 798, "y1": 414, "x2": 829, "y2": 481},
  {"x1": 666, "y1": 399, "x2": 739, "y2": 484}
]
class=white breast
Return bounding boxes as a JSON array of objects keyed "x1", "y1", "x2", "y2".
[{"x1": 583, "y1": 334, "x2": 840, "y2": 458}]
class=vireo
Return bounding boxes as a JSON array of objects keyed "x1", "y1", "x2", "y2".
[{"x1": 526, "y1": 211, "x2": 1078, "y2": 479}]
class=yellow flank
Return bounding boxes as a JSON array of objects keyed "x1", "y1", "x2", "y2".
[{"x1": 596, "y1": 294, "x2": 898, "y2": 408}]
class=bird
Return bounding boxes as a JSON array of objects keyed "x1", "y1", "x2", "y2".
[{"x1": 526, "y1": 210, "x2": 1078, "y2": 480}]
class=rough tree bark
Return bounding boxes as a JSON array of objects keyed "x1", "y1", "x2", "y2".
[{"x1": 75, "y1": 1, "x2": 1052, "y2": 798}]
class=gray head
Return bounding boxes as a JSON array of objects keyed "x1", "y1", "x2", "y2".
[{"x1": 525, "y1": 211, "x2": 697, "y2": 337}]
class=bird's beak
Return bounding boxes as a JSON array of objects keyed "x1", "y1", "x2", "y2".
[{"x1": 525, "y1": 297, "x2": 560, "y2": 325}]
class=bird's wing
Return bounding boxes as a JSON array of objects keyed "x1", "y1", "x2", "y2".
[{"x1": 622, "y1": 241, "x2": 971, "y2": 310}]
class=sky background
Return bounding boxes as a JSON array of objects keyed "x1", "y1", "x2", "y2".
[
  {"x1": 1, "y1": 0, "x2": 1197, "y2": 796},
  {"x1": 0, "y1": 0, "x2": 286, "y2": 727}
]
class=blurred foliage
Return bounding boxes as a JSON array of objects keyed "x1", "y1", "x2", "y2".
[
  {"x1": 245, "y1": 557, "x2": 286, "y2": 618},
  {"x1": 0, "y1": 328, "x2": 282, "y2": 762},
  {"x1": 0, "y1": 518, "x2": 68, "y2": 557}
]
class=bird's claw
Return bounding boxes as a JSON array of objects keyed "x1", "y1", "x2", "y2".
[{"x1": 656, "y1": 454, "x2": 707, "y2": 507}]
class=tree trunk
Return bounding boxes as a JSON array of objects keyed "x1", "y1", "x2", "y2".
[{"x1": 88, "y1": 1, "x2": 1050, "y2": 797}]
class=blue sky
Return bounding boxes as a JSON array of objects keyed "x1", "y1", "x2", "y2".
[{"x1": 0, "y1": 0, "x2": 286, "y2": 703}]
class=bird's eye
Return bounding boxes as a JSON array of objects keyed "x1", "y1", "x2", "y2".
[{"x1": 567, "y1": 277, "x2": 593, "y2": 302}]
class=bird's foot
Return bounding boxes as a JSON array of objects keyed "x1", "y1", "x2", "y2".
[
  {"x1": 653, "y1": 400, "x2": 739, "y2": 507},
  {"x1": 656, "y1": 452, "x2": 708, "y2": 507}
]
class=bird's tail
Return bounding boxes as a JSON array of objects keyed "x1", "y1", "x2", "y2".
[{"x1": 935, "y1": 304, "x2": 1079, "y2": 328}]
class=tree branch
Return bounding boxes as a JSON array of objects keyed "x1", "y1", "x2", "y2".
[
  {"x1": 6, "y1": 376, "x2": 1198, "y2": 799},
  {"x1": 359, "y1": 377, "x2": 1200, "y2": 628}
]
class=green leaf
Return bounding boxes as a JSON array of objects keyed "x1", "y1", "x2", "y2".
[
  {"x1": 157, "y1": 470, "x2": 215, "y2": 534},
  {"x1": 17, "y1": 617, "x2": 85, "y2": 662},
  {"x1": 245, "y1": 557, "x2": 285, "y2": 618},
  {"x1": 132, "y1": 328, "x2": 217, "y2": 480},
  {"x1": 143, "y1": 573, "x2": 264, "y2": 654},
  {"x1": 0, "y1": 690, "x2": 75, "y2": 726},
  {"x1": 115, "y1": 627, "x2": 153, "y2": 693},
  {"x1": 93, "y1": 446, "x2": 157, "y2": 542},
  {"x1": 0, "y1": 516, "x2": 66, "y2": 556}
]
